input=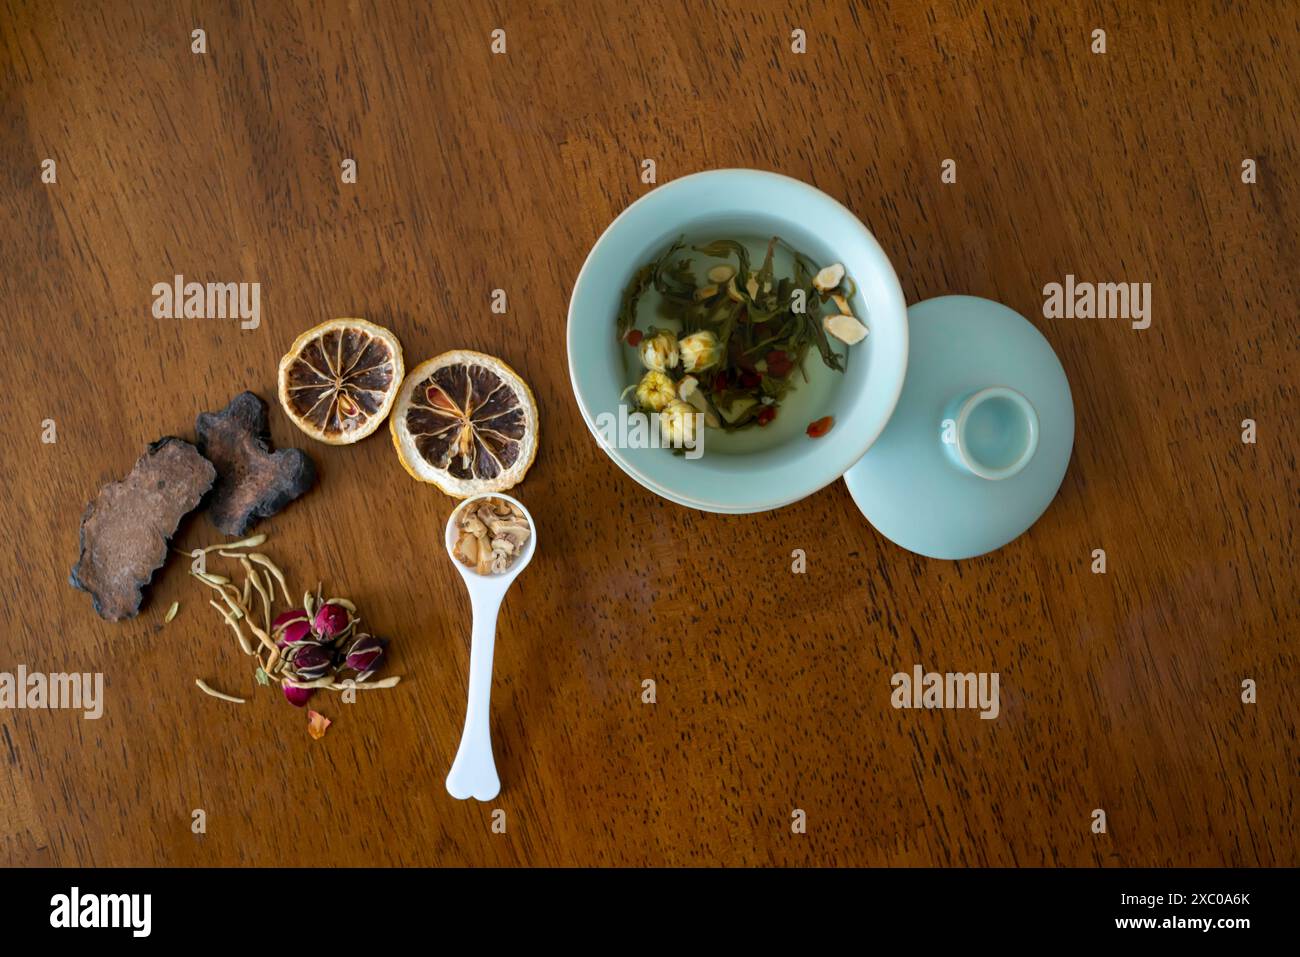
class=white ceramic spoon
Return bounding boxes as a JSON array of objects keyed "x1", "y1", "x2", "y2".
[{"x1": 443, "y1": 492, "x2": 536, "y2": 801}]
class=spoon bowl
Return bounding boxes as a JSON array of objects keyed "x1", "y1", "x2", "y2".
[
  {"x1": 442, "y1": 492, "x2": 536, "y2": 801},
  {"x1": 443, "y1": 492, "x2": 537, "y2": 588}
]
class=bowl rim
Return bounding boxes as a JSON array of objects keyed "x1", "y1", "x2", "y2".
[{"x1": 566, "y1": 167, "x2": 909, "y2": 513}]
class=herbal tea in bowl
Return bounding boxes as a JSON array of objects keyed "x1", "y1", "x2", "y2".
[{"x1": 567, "y1": 169, "x2": 908, "y2": 513}]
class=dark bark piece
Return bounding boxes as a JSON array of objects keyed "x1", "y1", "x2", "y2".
[
  {"x1": 69, "y1": 437, "x2": 216, "y2": 622},
  {"x1": 196, "y1": 392, "x2": 317, "y2": 536}
]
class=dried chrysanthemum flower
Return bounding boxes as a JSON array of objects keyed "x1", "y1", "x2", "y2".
[
  {"x1": 659, "y1": 399, "x2": 700, "y2": 448},
  {"x1": 635, "y1": 370, "x2": 676, "y2": 412},
  {"x1": 678, "y1": 331, "x2": 722, "y2": 373},
  {"x1": 638, "y1": 330, "x2": 679, "y2": 372}
]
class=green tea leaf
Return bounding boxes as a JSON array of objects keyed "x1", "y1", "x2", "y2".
[
  {"x1": 616, "y1": 263, "x2": 654, "y2": 340},
  {"x1": 804, "y1": 310, "x2": 846, "y2": 372},
  {"x1": 756, "y1": 236, "x2": 778, "y2": 286},
  {"x1": 692, "y1": 240, "x2": 751, "y2": 277},
  {"x1": 778, "y1": 237, "x2": 822, "y2": 279},
  {"x1": 617, "y1": 233, "x2": 850, "y2": 445},
  {"x1": 652, "y1": 237, "x2": 695, "y2": 302}
]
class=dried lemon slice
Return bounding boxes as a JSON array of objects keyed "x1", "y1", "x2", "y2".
[
  {"x1": 390, "y1": 350, "x2": 538, "y2": 496},
  {"x1": 277, "y1": 319, "x2": 404, "y2": 445}
]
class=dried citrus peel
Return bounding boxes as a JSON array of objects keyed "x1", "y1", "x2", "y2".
[
  {"x1": 390, "y1": 350, "x2": 538, "y2": 497},
  {"x1": 277, "y1": 318, "x2": 404, "y2": 445}
]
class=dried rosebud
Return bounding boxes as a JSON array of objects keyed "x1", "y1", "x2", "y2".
[
  {"x1": 345, "y1": 634, "x2": 387, "y2": 679},
  {"x1": 281, "y1": 620, "x2": 315, "y2": 646},
  {"x1": 290, "y1": 644, "x2": 333, "y2": 682},
  {"x1": 312, "y1": 602, "x2": 351, "y2": 640},
  {"x1": 282, "y1": 684, "x2": 314, "y2": 707},
  {"x1": 272, "y1": 608, "x2": 308, "y2": 631},
  {"x1": 271, "y1": 608, "x2": 315, "y2": 646}
]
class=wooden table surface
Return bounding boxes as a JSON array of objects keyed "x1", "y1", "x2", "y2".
[{"x1": 1, "y1": 1, "x2": 1295, "y2": 868}]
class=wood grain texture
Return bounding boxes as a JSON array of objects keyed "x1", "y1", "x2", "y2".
[{"x1": 0, "y1": 0, "x2": 1295, "y2": 867}]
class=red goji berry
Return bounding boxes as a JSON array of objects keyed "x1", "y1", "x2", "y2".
[
  {"x1": 765, "y1": 350, "x2": 793, "y2": 378},
  {"x1": 757, "y1": 406, "x2": 776, "y2": 426},
  {"x1": 806, "y1": 415, "x2": 834, "y2": 438},
  {"x1": 625, "y1": 329, "x2": 643, "y2": 346}
]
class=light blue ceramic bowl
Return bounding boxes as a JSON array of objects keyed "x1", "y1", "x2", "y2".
[{"x1": 567, "y1": 169, "x2": 909, "y2": 513}]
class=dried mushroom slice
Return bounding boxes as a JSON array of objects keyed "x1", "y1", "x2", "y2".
[
  {"x1": 390, "y1": 350, "x2": 538, "y2": 497},
  {"x1": 277, "y1": 318, "x2": 404, "y2": 445}
]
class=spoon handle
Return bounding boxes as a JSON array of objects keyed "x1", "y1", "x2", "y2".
[{"x1": 446, "y1": 593, "x2": 503, "y2": 801}]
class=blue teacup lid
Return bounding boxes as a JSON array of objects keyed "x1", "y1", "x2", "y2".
[{"x1": 843, "y1": 295, "x2": 1074, "y2": 560}]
